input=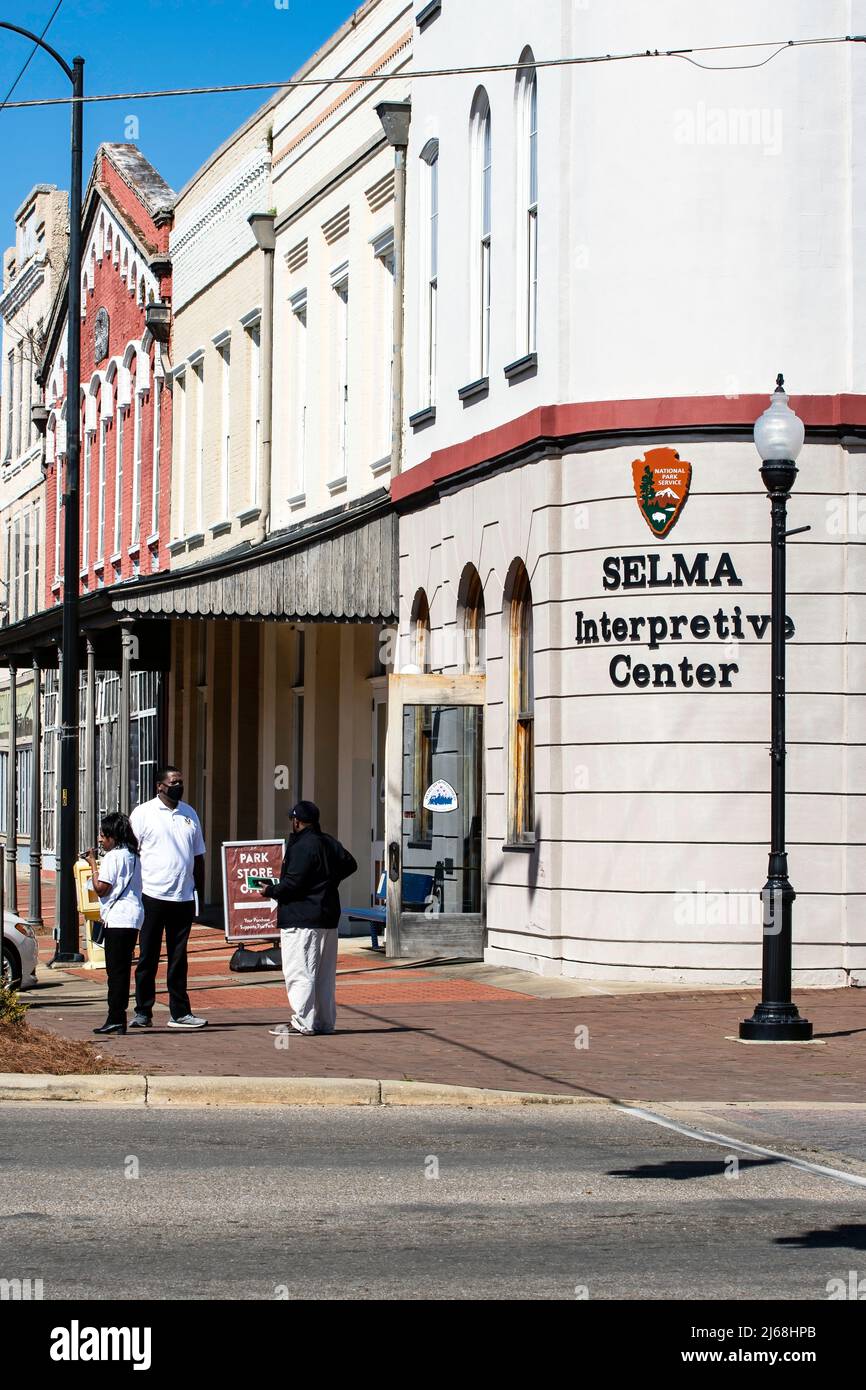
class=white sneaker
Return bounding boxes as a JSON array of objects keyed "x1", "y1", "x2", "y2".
[
  {"x1": 268, "y1": 1023, "x2": 290, "y2": 1036},
  {"x1": 290, "y1": 1018, "x2": 314, "y2": 1036},
  {"x1": 167, "y1": 1014, "x2": 208, "y2": 1030}
]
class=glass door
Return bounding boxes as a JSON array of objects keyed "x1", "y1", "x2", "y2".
[{"x1": 385, "y1": 674, "x2": 485, "y2": 959}]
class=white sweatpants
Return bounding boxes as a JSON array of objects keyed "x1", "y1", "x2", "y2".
[{"x1": 280, "y1": 926, "x2": 338, "y2": 1034}]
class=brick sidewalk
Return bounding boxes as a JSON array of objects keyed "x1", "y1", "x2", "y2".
[{"x1": 23, "y1": 926, "x2": 866, "y2": 1103}]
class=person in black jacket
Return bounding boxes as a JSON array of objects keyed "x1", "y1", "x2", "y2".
[{"x1": 254, "y1": 801, "x2": 357, "y2": 1036}]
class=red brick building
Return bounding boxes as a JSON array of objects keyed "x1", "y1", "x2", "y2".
[{"x1": 43, "y1": 143, "x2": 174, "y2": 599}]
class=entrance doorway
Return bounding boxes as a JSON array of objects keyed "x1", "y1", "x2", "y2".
[{"x1": 384, "y1": 674, "x2": 485, "y2": 958}]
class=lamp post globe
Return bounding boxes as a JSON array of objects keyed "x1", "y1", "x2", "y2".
[{"x1": 739, "y1": 375, "x2": 812, "y2": 1042}]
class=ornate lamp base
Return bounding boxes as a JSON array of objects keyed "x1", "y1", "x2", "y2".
[{"x1": 739, "y1": 1002, "x2": 812, "y2": 1042}]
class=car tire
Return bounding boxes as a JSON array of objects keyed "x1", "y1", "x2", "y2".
[{"x1": 2, "y1": 942, "x2": 22, "y2": 991}]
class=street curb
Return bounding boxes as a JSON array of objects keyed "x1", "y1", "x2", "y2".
[
  {"x1": 146, "y1": 1075, "x2": 381, "y2": 1106},
  {"x1": 379, "y1": 1080, "x2": 592, "y2": 1106},
  {"x1": 0, "y1": 1073, "x2": 147, "y2": 1104},
  {"x1": 0, "y1": 1072, "x2": 598, "y2": 1107}
]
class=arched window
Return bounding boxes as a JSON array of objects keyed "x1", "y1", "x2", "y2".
[
  {"x1": 515, "y1": 50, "x2": 538, "y2": 356},
  {"x1": 409, "y1": 588, "x2": 433, "y2": 846},
  {"x1": 410, "y1": 588, "x2": 431, "y2": 673},
  {"x1": 470, "y1": 88, "x2": 492, "y2": 379},
  {"x1": 459, "y1": 564, "x2": 486, "y2": 673},
  {"x1": 419, "y1": 138, "x2": 439, "y2": 408},
  {"x1": 505, "y1": 560, "x2": 534, "y2": 843}
]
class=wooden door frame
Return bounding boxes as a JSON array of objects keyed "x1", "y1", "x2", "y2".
[{"x1": 385, "y1": 672, "x2": 485, "y2": 958}]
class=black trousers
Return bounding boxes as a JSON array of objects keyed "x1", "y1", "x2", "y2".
[
  {"x1": 134, "y1": 895, "x2": 195, "y2": 1021},
  {"x1": 104, "y1": 929, "x2": 138, "y2": 1025}
]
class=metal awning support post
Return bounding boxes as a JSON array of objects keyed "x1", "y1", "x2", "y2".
[
  {"x1": 26, "y1": 656, "x2": 43, "y2": 929},
  {"x1": 5, "y1": 662, "x2": 17, "y2": 917}
]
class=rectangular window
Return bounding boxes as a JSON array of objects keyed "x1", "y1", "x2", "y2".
[
  {"x1": 113, "y1": 408, "x2": 125, "y2": 555},
  {"x1": 480, "y1": 115, "x2": 492, "y2": 377},
  {"x1": 33, "y1": 504, "x2": 40, "y2": 614},
  {"x1": 379, "y1": 250, "x2": 395, "y2": 459},
  {"x1": 3, "y1": 524, "x2": 10, "y2": 624},
  {"x1": 290, "y1": 295, "x2": 307, "y2": 500},
  {"x1": 249, "y1": 326, "x2": 260, "y2": 508},
  {"x1": 428, "y1": 154, "x2": 439, "y2": 405},
  {"x1": 151, "y1": 381, "x2": 161, "y2": 536},
  {"x1": 131, "y1": 390, "x2": 142, "y2": 544},
  {"x1": 4, "y1": 352, "x2": 14, "y2": 459},
  {"x1": 97, "y1": 422, "x2": 106, "y2": 560},
  {"x1": 196, "y1": 361, "x2": 207, "y2": 530},
  {"x1": 12, "y1": 516, "x2": 20, "y2": 621},
  {"x1": 174, "y1": 371, "x2": 187, "y2": 539},
  {"x1": 82, "y1": 430, "x2": 91, "y2": 570},
  {"x1": 21, "y1": 512, "x2": 30, "y2": 618},
  {"x1": 54, "y1": 454, "x2": 62, "y2": 578},
  {"x1": 527, "y1": 78, "x2": 538, "y2": 354},
  {"x1": 218, "y1": 351, "x2": 229, "y2": 520},
  {"x1": 335, "y1": 281, "x2": 349, "y2": 483},
  {"x1": 13, "y1": 349, "x2": 22, "y2": 459}
]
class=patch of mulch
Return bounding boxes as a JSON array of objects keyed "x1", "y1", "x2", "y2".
[{"x1": 0, "y1": 1020, "x2": 132, "y2": 1074}]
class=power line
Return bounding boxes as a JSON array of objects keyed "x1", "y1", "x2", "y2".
[
  {"x1": 0, "y1": 0, "x2": 64, "y2": 114},
  {"x1": 0, "y1": 32, "x2": 862, "y2": 110}
]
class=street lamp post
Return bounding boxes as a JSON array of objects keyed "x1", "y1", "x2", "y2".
[
  {"x1": 0, "y1": 23, "x2": 84, "y2": 962},
  {"x1": 740, "y1": 375, "x2": 812, "y2": 1041}
]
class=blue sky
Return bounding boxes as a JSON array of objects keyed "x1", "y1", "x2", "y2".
[{"x1": 0, "y1": 0, "x2": 357, "y2": 238}]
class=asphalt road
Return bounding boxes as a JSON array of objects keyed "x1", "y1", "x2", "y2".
[{"x1": 2, "y1": 1103, "x2": 865, "y2": 1301}]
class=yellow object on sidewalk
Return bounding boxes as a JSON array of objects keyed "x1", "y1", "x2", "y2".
[{"x1": 73, "y1": 857, "x2": 105, "y2": 968}]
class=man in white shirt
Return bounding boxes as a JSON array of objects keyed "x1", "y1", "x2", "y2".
[{"x1": 129, "y1": 765, "x2": 208, "y2": 1030}]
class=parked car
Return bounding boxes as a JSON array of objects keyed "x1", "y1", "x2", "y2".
[{"x1": 1, "y1": 914, "x2": 39, "y2": 991}]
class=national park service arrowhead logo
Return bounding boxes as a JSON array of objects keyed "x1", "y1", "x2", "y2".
[{"x1": 631, "y1": 447, "x2": 692, "y2": 537}]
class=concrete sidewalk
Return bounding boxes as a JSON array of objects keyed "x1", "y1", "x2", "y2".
[{"x1": 19, "y1": 926, "x2": 864, "y2": 1103}]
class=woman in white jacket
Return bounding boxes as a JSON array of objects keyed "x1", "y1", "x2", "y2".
[{"x1": 85, "y1": 812, "x2": 145, "y2": 1036}]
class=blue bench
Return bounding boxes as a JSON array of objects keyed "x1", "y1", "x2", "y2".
[{"x1": 346, "y1": 872, "x2": 434, "y2": 950}]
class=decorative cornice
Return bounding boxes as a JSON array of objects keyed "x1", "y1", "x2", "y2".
[
  {"x1": 393, "y1": 392, "x2": 866, "y2": 508},
  {"x1": 0, "y1": 256, "x2": 47, "y2": 321},
  {"x1": 170, "y1": 146, "x2": 271, "y2": 258}
]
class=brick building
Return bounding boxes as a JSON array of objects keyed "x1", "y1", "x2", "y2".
[{"x1": 0, "y1": 145, "x2": 175, "y2": 905}]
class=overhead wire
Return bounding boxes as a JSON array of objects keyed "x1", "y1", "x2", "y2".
[
  {"x1": 0, "y1": 32, "x2": 862, "y2": 110},
  {"x1": 0, "y1": 0, "x2": 65, "y2": 113}
]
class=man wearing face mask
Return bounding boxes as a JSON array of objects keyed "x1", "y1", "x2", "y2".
[{"x1": 128, "y1": 765, "x2": 208, "y2": 1030}]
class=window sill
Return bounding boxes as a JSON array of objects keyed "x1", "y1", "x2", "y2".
[
  {"x1": 109, "y1": 552, "x2": 122, "y2": 567},
  {"x1": 167, "y1": 537, "x2": 187, "y2": 555},
  {"x1": 93, "y1": 559, "x2": 105, "y2": 574},
  {"x1": 186, "y1": 531, "x2": 205, "y2": 547},
  {"x1": 504, "y1": 351, "x2": 538, "y2": 383},
  {"x1": 128, "y1": 543, "x2": 140, "y2": 559},
  {"x1": 209, "y1": 518, "x2": 232, "y2": 537},
  {"x1": 236, "y1": 506, "x2": 260, "y2": 526},
  {"x1": 501, "y1": 840, "x2": 538, "y2": 853},
  {"x1": 416, "y1": 0, "x2": 441, "y2": 29},
  {"x1": 409, "y1": 405, "x2": 436, "y2": 430},
  {"x1": 369, "y1": 454, "x2": 391, "y2": 477},
  {"x1": 458, "y1": 376, "x2": 489, "y2": 404},
  {"x1": 287, "y1": 491, "x2": 306, "y2": 511},
  {"x1": 79, "y1": 568, "x2": 89, "y2": 580},
  {"x1": 146, "y1": 533, "x2": 159, "y2": 547},
  {"x1": 326, "y1": 474, "x2": 347, "y2": 496},
  {"x1": 51, "y1": 579, "x2": 61, "y2": 593}
]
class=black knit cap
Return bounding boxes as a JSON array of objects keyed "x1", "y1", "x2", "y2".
[{"x1": 290, "y1": 800, "x2": 320, "y2": 825}]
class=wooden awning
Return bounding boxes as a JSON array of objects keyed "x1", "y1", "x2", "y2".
[{"x1": 111, "y1": 494, "x2": 398, "y2": 623}]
